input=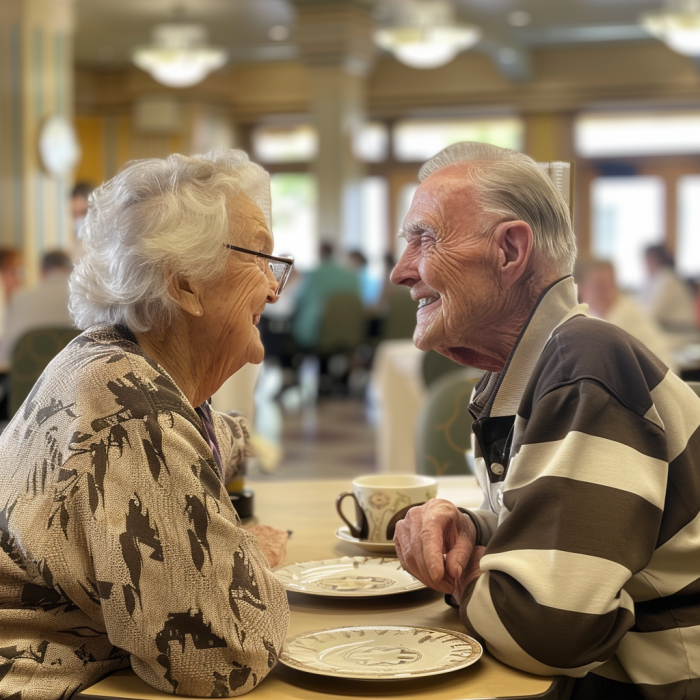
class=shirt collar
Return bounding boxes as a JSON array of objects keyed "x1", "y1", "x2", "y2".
[{"x1": 475, "y1": 276, "x2": 588, "y2": 419}]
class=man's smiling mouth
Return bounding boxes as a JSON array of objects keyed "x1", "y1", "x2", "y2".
[{"x1": 418, "y1": 294, "x2": 441, "y2": 309}]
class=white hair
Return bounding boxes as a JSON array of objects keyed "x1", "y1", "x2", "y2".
[
  {"x1": 419, "y1": 142, "x2": 577, "y2": 274},
  {"x1": 70, "y1": 148, "x2": 271, "y2": 333}
]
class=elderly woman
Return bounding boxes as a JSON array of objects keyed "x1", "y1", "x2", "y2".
[{"x1": 0, "y1": 149, "x2": 293, "y2": 698}]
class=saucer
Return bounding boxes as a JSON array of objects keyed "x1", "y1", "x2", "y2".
[{"x1": 335, "y1": 526, "x2": 396, "y2": 554}]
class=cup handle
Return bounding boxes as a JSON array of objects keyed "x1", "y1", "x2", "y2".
[
  {"x1": 336, "y1": 492, "x2": 368, "y2": 540},
  {"x1": 385, "y1": 502, "x2": 424, "y2": 540}
]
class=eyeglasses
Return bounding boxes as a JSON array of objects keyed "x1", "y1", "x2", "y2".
[{"x1": 224, "y1": 244, "x2": 294, "y2": 296}]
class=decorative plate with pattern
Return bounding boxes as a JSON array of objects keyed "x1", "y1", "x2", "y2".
[
  {"x1": 279, "y1": 625, "x2": 483, "y2": 679},
  {"x1": 273, "y1": 557, "x2": 425, "y2": 597}
]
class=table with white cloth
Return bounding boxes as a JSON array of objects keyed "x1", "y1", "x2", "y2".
[
  {"x1": 371, "y1": 340, "x2": 426, "y2": 474},
  {"x1": 76, "y1": 476, "x2": 570, "y2": 700}
]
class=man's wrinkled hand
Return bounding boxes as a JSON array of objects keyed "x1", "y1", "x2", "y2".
[
  {"x1": 246, "y1": 524, "x2": 288, "y2": 568},
  {"x1": 452, "y1": 545, "x2": 486, "y2": 602},
  {"x1": 393, "y1": 499, "x2": 476, "y2": 595}
]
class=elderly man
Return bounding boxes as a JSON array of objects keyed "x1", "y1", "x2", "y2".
[{"x1": 392, "y1": 142, "x2": 700, "y2": 700}]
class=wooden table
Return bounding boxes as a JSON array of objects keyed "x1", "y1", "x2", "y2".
[{"x1": 77, "y1": 477, "x2": 571, "y2": 700}]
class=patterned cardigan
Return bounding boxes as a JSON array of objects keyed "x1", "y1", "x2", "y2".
[{"x1": 0, "y1": 325, "x2": 289, "y2": 698}]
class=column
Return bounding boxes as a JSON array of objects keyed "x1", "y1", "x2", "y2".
[
  {"x1": 293, "y1": 0, "x2": 376, "y2": 249},
  {"x1": 0, "y1": 0, "x2": 75, "y2": 284}
]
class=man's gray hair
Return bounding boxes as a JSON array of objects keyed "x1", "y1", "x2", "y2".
[
  {"x1": 419, "y1": 142, "x2": 577, "y2": 274},
  {"x1": 70, "y1": 148, "x2": 271, "y2": 333}
]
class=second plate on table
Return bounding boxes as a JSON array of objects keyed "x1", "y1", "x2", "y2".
[
  {"x1": 280, "y1": 624, "x2": 483, "y2": 679},
  {"x1": 274, "y1": 556, "x2": 425, "y2": 597},
  {"x1": 335, "y1": 526, "x2": 396, "y2": 554}
]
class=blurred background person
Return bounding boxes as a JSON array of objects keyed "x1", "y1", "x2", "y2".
[
  {"x1": 70, "y1": 181, "x2": 94, "y2": 261},
  {"x1": 292, "y1": 241, "x2": 360, "y2": 349},
  {"x1": 639, "y1": 244, "x2": 697, "y2": 336},
  {"x1": 0, "y1": 250, "x2": 74, "y2": 369},
  {"x1": 0, "y1": 249, "x2": 24, "y2": 339},
  {"x1": 347, "y1": 249, "x2": 381, "y2": 307},
  {"x1": 576, "y1": 259, "x2": 678, "y2": 372}
]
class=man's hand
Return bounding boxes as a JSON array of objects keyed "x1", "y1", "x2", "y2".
[
  {"x1": 453, "y1": 545, "x2": 486, "y2": 601},
  {"x1": 394, "y1": 499, "x2": 477, "y2": 595},
  {"x1": 246, "y1": 524, "x2": 288, "y2": 569}
]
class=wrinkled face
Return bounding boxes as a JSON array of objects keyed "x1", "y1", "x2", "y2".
[
  {"x1": 201, "y1": 196, "x2": 277, "y2": 374},
  {"x1": 391, "y1": 166, "x2": 502, "y2": 367}
]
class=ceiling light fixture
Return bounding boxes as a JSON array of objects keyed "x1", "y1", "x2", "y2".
[
  {"x1": 641, "y1": 0, "x2": 700, "y2": 56},
  {"x1": 132, "y1": 24, "x2": 227, "y2": 88},
  {"x1": 374, "y1": 1, "x2": 481, "y2": 69}
]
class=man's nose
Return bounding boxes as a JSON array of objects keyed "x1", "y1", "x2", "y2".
[{"x1": 390, "y1": 247, "x2": 418, "y2": 287}]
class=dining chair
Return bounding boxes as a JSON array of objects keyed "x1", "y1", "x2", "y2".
[
  {"x1": 315, "y1": 292, "x2": 365, "y2": 356},
  {"x1": 380, "y1": 286, "x2": 418, "y2": 341},
  {"x1": 10, "y1": 327, "x2": 81, "y2": 416},
  {"x1": 416, "y1": 370, "x2": 479, "y2": 476}
]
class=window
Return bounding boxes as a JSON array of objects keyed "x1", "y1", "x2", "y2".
[
  {"x1": 353, "y1": 122, "x2": 389, "y2": 163},
  {"x1": 393, "y1": 117, "x2": 523, "y2": 162},
  {"x1": 252, "y1": 124, "x2": 318, "y2": 163},
  {"x1": 677, "y1": 176, "x2": 700, "y2": 279},
  {"x1": 576, "y1": 111, "x2": 700, "y2": 157},
  {"x1": 590, "y1": 176, "x2": 665, "y2": 290},
  {"x1": 270, "y1": 173, "x2": 318, "y2": 271}
]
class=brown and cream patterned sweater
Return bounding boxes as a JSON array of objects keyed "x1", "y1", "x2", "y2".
[
  {"x1": 462, "y1": 277, "x2": 700, "y2": 700},
  {"x1": 0, "y1": 324, "x2": 289, "y2": 699}
]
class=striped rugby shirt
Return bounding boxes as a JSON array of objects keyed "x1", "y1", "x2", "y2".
[{"x1": 461, "y1": 276, "x2": 700, "y2": 700}]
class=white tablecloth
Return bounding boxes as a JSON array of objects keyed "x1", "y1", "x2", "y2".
[{"x1": 371, "y1": 339, "x2": 426, "y2": 474}]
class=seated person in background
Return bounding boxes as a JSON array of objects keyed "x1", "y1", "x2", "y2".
[
  {"x1": 292, "y1": 241, "x2": 359, "y2": 348},
  {"x1": 70, "y1": 181, "x2": 94, "y2": 261},
  {"x1": 0, "y1": 248, "x2": 24, "y2": 334},
  {"x1": 639, "y1": 243, "x2": 697, "y2": 336},
  {"x1": 392, "y1": 141, "x2": 700, "y2": 700},
  {"x1": 348, "y1": 250, "x2": 381, "y2": 307},
  {"x1": 0, "y1": 250, "x2": 74, "y2": 369},
  {"x1": 576, "y1": 258, "x2": 678, "y2": 373},
  {"x1": 0, "y1": 149, "x2": 290, "y2": 698}
]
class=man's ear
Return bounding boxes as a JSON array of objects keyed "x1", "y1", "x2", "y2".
[
  {"x1": 166, "y1": 274, "x2": 204, "y2": 317},
  {"x1": 493, "y1": 220, "x2": 534, "y2": 290}
]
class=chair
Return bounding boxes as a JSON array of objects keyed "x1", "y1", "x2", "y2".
[
  {"x1": 10, "y1": 327, "x2": 80, "y2": 416},
  {"x1": 422, "y1": 349, "x2": 484, "y2": 388},
  {"x1": 687, "y1": 381, "x2": 700, "y2": 399},
  {"x1": 315, "y1": 292, "x2": 366, "y2": 356},
  {"x1": 416, "y1": 370, "x2": 479, "y2": 476},
  {"x1": 381, "y1": 287, "x2": 418, "y2": 341}
]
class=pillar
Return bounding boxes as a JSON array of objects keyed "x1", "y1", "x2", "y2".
[
  {"x1": 293, "y1": 0, "x2": 376, "y2": 250},
  {"x1": 0, "y1": 0, "x2": 75, "y2": 284}
]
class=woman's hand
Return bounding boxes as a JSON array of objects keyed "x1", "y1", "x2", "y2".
[
  {"x1": 394, "y1": 499, "x2": 477, "y2": 595},
  {"x1": 246, "y1": 524, "x2": 288, "y2": 568}
]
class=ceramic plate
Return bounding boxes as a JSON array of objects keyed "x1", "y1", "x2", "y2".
[
  {"x1": 274, "y1": 556, "x2": 425, "y2": 597},
  {"x1": 279, "y1": 625, "x2": 482, "y2": 679},
  {"x1": 335, "y1": 526, "x2": 396, "y2": 554}
]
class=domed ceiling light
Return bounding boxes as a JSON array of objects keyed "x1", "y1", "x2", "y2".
[
  {"x1": 641, "y1": 0, "x2": 700, "y2": 56},
  {"x1": 132, "y1": 24, "x2": 227, "y2": 88},
  {"x1": 374, "y1": 0, "x2": 482, "y2": 70}
]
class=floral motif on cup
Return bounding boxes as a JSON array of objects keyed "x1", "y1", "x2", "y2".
[{"x1": 368, "y1": 492, "x2": 391, "y2": 510}]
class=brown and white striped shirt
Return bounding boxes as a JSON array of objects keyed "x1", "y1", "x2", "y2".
[{"x1": 462, "y1": 276, "x2": 700, "y2": 700}]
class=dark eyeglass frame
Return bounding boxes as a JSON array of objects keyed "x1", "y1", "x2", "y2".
[{"x1": 224, "y1": 244, "x2": 294, "y2": 295}]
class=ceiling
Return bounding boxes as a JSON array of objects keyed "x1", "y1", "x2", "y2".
[{"x1": 74, "y1": 0, "x2": 665, "y2": 74}]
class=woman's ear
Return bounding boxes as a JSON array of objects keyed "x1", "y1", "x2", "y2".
[
  {"x1": 493, "y1": 220, "x2": 534, "y2": 290},
  {"x1": 166, "y1": 274, "x2": 204, "y2": 317}
]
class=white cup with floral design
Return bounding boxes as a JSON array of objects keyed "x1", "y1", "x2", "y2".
[{"x1": 336, "y1": 475, "x2": 438, "y2": 543}]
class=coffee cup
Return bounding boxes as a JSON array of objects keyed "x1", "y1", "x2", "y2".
[{"x1": 336, "y1": 475, "x2": 438, "y2": 543}]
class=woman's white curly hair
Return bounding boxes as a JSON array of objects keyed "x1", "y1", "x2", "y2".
[{"x1": 69, "y1": 148, "x2": 271, "y2": 333}]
